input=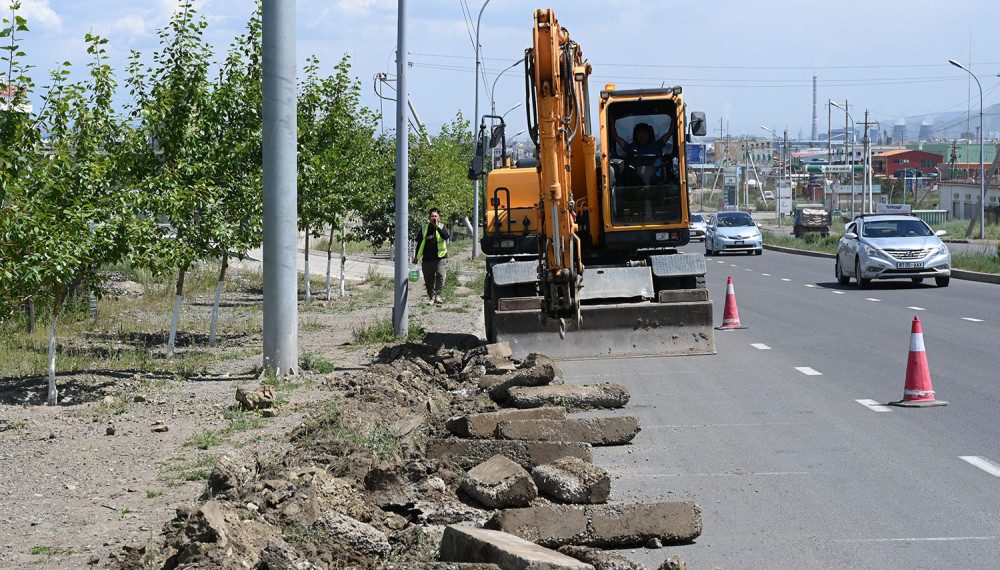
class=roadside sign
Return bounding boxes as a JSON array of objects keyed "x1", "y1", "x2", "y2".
[
  {"x1": 779, "y1": 197, "x2": 792, "y2": 215},
  {"x1": 876, "y1": 204, "x2": 912, "y2": 214}
]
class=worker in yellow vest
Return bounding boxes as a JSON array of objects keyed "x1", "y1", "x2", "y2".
[{"x1": 413, "y1": 208, "x2": 450, "y2": 305}]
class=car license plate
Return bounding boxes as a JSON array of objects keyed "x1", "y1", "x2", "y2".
[
  {"x1": 897, "y1": 261, "x2": 923, "y2": 269},
  {"x1": 734, "y1": 240, "x2": 744, "y2": 245}
]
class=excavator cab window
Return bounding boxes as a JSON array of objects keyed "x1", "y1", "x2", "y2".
[{"x1": 607, "y1": 100, "x2": 682, "y2": 226}]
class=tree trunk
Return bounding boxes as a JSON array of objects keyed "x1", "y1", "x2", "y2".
[
  {"x1": 304, "y1": 229, "x2": 311, "y2": 305},
  {"x1": 47, "y1": 287, "x2": 65, "y2": 406},
  {"x1": 209, "y1": 254, "x2": 228, "y2": 345},
  {"x1": 166, "y1": 268, "x2": 186, "y2": 358},
  {"x1": 24, "y1": 299, "x2": 35, "y2": 334},
  {"x1": 339, "y1": 227, "x2": 347, "y2": 297},
  {"x1": 325, "y1": 224, "x2": 334, "y2": 301}
]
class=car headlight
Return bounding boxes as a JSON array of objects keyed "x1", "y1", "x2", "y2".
[
  {"x1": 931, "y1": 245, "x2": 948, "y2": 256},
  {"x1": 863, "y1": 245, "x2": 881, "y2": 257}
]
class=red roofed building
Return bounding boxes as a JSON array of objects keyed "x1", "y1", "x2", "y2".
[{"x1": 872, "y1": 149, "x2": 943, "y2": 177}]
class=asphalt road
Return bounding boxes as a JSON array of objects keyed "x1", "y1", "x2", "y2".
[{"x1": 561, "y1": 244, "x2": 1000, "y2": 568}]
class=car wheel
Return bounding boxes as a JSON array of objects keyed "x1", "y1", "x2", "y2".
[
  {"x1": 911, "y1": 278, "x2": 924, "y2": 284},
  {"x1": 855, "y1": 258, "x2": 871, "y2": 289},
  {"x1": 836, "y1": 257, "x2": 850, "y2": 285},
  {"x1": 704, "y1": 242, "x2": 713, "y2": 256},
  {"x1": 754, "y1": 249, "x2": 762, "y2": 256},
  {"x1": 935, "y1": 276, "x2": 950, "y2": 287}
]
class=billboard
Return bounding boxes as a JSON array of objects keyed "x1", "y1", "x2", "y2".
[{"x1": 686, "y1": 143, "x2": 707, "y2": 164}]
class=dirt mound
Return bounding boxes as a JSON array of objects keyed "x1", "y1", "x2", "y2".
[{"x1": 114, "y1": 342, "x2": 503, "y2": 568}]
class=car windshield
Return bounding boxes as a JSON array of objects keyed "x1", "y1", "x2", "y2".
[
  {"x1": 862, "y1": 219, "x2": 933, "y2": 238},
  {"x1": 716, "y1": 213, "x2": 754, "y2": 228},
  {"x1": 691, "y1": 214, "x2": 704, "y2": 223}
]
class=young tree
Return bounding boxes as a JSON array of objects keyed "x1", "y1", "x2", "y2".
[{"x1": 124, "y1": 2, "x2": 221, "y2": 357}]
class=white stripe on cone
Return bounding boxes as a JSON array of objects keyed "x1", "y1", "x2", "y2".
[
  {"x1": 727, "y1": 283, "x2": 735, "y2": 295},
  {"x1": 910, "y1": 332, "x2": 925, "y2": 353}
]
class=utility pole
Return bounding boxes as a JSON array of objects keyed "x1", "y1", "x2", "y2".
[
  {"x1": 781, "y1": 129, "x2": 788, "y2": 225},
  {"x1": 827, "y1": 100, "x2": 832, "y2": 166},
  {"x1": 471, "y1": 0, "x2": 492, "y2": 259},
  {"x1": 393, "y1": 0, "x2": 410, "y2": 337},
  {"x1": 861, "y1": 110, "x2": 870, "y2": 214},
  {"x1": 261, "y1": 0, "x2": 298, "y2": 375}
]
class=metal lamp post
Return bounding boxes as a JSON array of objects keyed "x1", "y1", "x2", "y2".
[
  {"x1": 471, "y1": 0, "x2": 492, "y2": 258},
  {"x1": 949, "y1": 59, "x2": 985, "y2": 239},
  {"x1": 761, "y1": 126, "x2": 779, "y2": 222},
  {"x1": 830, "y1": 100, "x2": 856, "y2": 218}
]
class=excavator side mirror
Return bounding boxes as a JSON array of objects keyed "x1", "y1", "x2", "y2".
[
  {"x1": 689, "y1": 111, "x2": 707, "y2": 137},
  {"x1": 468, "y1": 132, "x2": 488, "y2": 180},
  {"x1": 489, "y1": 125, "x2": 505, "y2": 149}
]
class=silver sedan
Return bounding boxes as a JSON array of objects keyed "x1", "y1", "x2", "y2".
[
  {"x1": 705, "y1": 211, "x2": 763, "y2": 255},
  {"x1": 835, "y1": 214, "x2": 951, "y2": 288}
]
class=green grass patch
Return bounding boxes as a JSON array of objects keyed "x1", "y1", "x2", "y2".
[
  {"x1": 221, "y1": 406, "x2": 266, "y2": 434},
  {"x1": 145, "y1": 490, "x2": 164, "y2": 499},
  {"x1": 441, "y1": 267, "x2": 460, "y2": 301},
  {"x1": 312, "y1": 237, "x2": 372, "y2": 255},
  {"x1": 299, "y1": 352, "x2": 335, "y2": 374},
  {"x1": 762, "y1": 230, "x2": 838, "y2": 255},
  {"x1": 299, "y1": 400, "x2": 402, "y2": 460},
  {"x1": 952, "y1": 250, "x2": 1000, "y2": 274},
  {"x1": 362, "y1": 266, "x2": 393, "y2": 289},
  {"x1": 183, "y1": 430, "x2": 224, "y2": 450},
  {"x1": 931, "y1": 219, "x2": 1000, "y2": 240},
  {"x1": 159, "y1": 455, "x2": 220, "y2": 486},
  {"x1": 351, "y1": 318, "x2": 425, "y2": 345},
  {"x1": 30, "y1": 546, "x2": 75, "y2": 556}
]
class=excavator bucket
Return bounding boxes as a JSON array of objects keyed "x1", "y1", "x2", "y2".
[{"x1": 493, "y1": 299, "x2": 716, "y2": 360}]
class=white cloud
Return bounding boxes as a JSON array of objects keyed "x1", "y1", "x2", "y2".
[
  {"x1": 109, "y1": 14, "x2": 148, "y2": 37},
  {"x1": 8, "y1": 0, "x2": 62, "y2": 31}
]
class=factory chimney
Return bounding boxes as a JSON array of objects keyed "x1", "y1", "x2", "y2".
[{"x1": 811, "y1": 75, "x2": 819, "y2": 142}]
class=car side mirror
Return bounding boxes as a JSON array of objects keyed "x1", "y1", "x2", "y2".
[
  {"x1": 689, "y1": 111, "x2": 707, "y2": 137},
  {"x1": 934, "y1": 229, "x2": 947, "y2": 237},
  {"x1": 844, "y1": 232, "x2": 858, "y2": 240}
]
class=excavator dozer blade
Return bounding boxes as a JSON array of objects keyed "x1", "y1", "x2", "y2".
[{"x1": 494, "y1": 301, "x2": 716, "y2": 360}]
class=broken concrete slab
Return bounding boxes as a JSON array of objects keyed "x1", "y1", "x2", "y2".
[
  {"x1": 557, "y1": 545, "x2": 644, "y2": 570},
  {"x1": 497, "y1": 417, "x2": 640, "y2": 446},
  {"x1": 447, "y1": 407, "x2": 567, "y2": 439},
  {"x1": 314, "y1": 509, "x2": 391, "y2": 558},
  {"x1": 487, "y1": 363, "x2": 562, "y2": 403},
  {"x1": 487, "y1": 502, "x2": 701, "y2": 548},
  {"x1": 466, "y1": 341, "x2": 514, "y2": 362},
  {"x1": 530, "y1": 457, "x2": 610, "y2": 505},
  {"x1": 460, "y1": 455, "x2": 538, "y2": 509},
  {"x1": 439, "y1": 525, "x2": 595, "y2": 570},
  {"x1": 427, "y1": 439, "x2": 592, "y2": 471},
  {"x1": 506, "y1": 384, "x2": 630, "y2": 410}
]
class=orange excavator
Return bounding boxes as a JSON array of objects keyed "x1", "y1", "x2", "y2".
[{"x1": 470, "y1": 9, "x2": 715, "y2": 359}]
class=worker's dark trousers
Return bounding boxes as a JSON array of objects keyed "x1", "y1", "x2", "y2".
[{"x1": 421, "y1": 257, "x2": 447, "y2": 298}]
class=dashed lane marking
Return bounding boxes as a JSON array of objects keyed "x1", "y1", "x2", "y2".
[
  {"x1": 761, "y1": 273, "x2": 770, "y2": 276},
  {"x1": 865, "y1": 297, "x2": 882, "y2": 302},
  {"x1": 804, "y1": 284, "x2": 816, "y2": 288},
  {"x1": 833, "y1": 291, "x2": 846, "y2": 295},
  {"x1": 856, "y1": 399, "x2": 892, "y2": 412},
  {"x1": 717, "y1": 261, "x2": 725, "y2": 264},
  {"x1": 751, "y1": 343, "x2": 771, "y2": 350},
  {"x1": 960, "y1": 456, "x2": 1000, "y2": 477},
  {"x1": 730, "y1": 264, "x2": 738, "y2": 267},
  {"x1": 745, "y1": 268, "x2": 752, "y2": 271},
  {"x1": 962, "y1": 317, "x2": 984, "y2": 322},
  {"x1": 644, "y1": 422, "x2": 793, "y2": 429},
  {"x1": 795, "y1": 366, "x2": 822, "y2": 376},
  {"x1": 781, "y1": 278, "x2": 791, "y2": 282},
  {"x1": 908, "y1": 306, "x2": 926, "y2": 311},
  {"x1": 836, "y1": 536, "x2": 996, "y2": 544}
]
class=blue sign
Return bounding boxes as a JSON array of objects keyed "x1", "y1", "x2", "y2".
[{"x1": 686, "y1": 143, "x2": 707, "y2": 164}]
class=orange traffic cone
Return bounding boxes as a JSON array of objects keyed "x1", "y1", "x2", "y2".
[
  {"x1": 715, "y1": 276, "x2": 747, "y2": 330},
  {"x1": 890, "y1": 316, "x2": 947, "y2": 407}
]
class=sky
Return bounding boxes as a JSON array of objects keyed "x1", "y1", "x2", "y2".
[{"x1": 7, "y1": 0, "x2": 1000, "y2": 141}]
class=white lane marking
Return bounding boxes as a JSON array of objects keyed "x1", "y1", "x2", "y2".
[
  {"x1": 833, "y1": 291, "x2": 846, "y2": 295},
  {"x1": 761, "y1": 273, "x2": 770, "y2": 276},
  {"x1": 856, "y1": 399, "x2": 892, "y2": 413},
  {"x1": 621, "y1": 471, "x2": 810, "y2": 478},
  {"x1": 644, "y1": 422, "x2": 793, "y2": 429},
  {"x1": 804, "y1": 284, "x2": 816, "y2": 288},
  {"x1": 908, "y1": 306, "x2": 926, "y2": 311},
  {"x1": 960, "y1": 455, "x2": 1000, "y2": 477},
  {"x1": 751, "y1": 343, "x2": 771, "y2": 350},
  {"x1": 717, "y1": 261, "x2": 725, "y2": 264},
  {"x1": 836, "y1": 536, "x2": 996, "y2": 544},
  {"x1": 730, "y1": 264, "x2": 738, "y2": 267},
  {"x1": 962, "y1": 317, "x2": 984, "y2": 322},
  {"x1": 781, "y1": 278, "x2": 791, "y2": 282},
  {"x1": 865, "y1": 297, "x2": 882, "y2": 302},
  {"x1": 795, "y1": 366, "x2": 822, "y2": 376},
  {"x1": 745, "y1": 268, "x2": 752, "y2": 271}
]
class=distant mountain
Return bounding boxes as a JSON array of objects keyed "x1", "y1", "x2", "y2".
[{"x1": 898, "y1": 102, "x2": 1000, "y2": 140}]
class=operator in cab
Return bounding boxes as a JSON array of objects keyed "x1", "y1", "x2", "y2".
[{"x1": 613, "y1": 122, "x2": 674, "y2": 163}]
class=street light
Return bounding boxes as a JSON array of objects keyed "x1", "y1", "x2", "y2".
[
  {"x1": 471, "y1": 0, "x2": 492, "y2": 259},
  {"x1": 761, "y1": 126, "x2": 780, "y2": 223},
  {"x1": 949, "y1": 59, "x2": 985, "y2": 240},
  {"x1": 490, "y1": 58, "x2": 525, "y2": 117},
  {"x1": 830, "y1": 100, "x2": 857, "y2": 217},
  {"x1": 490, "y1": 102, "x2": 524, "y2": 167}
]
